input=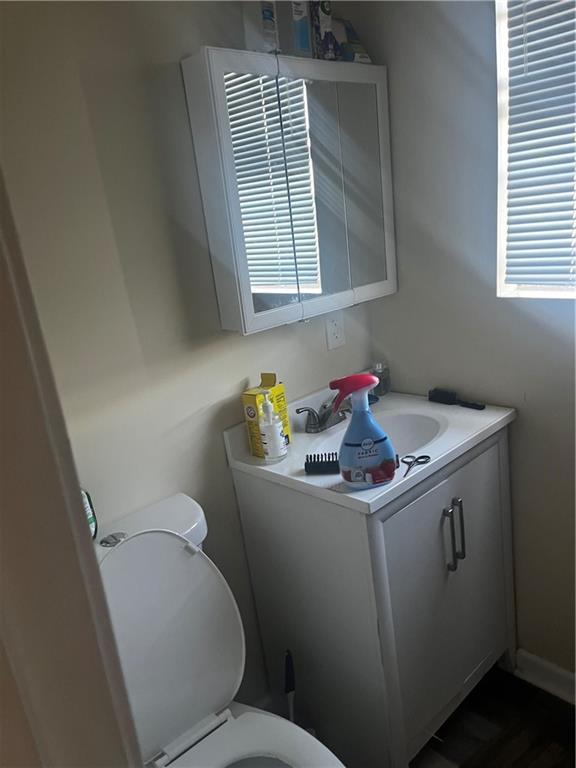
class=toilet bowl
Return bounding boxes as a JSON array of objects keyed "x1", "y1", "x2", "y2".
[{"x1": 100, "y1": 526, "x2": 344, "y2": 768}]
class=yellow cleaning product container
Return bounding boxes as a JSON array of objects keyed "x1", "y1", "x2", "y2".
[{"x1": 242, "y1": 373, "x2": 291, "y2": 459}]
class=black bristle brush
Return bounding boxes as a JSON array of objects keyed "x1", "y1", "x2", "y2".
[{"x1": 304, "y1": 453, "x2": 340, "y2": 474}]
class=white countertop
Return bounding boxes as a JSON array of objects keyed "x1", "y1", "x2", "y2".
[{"x1": 224, "y1": 391, "x2": 515, "y2": 515}]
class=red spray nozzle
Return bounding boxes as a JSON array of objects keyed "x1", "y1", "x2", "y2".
[{"x1": 329, "y1": 374, "x2": 379, "y2": 411}]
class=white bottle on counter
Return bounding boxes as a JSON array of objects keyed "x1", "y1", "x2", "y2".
[{"x1": 260, "y1": 391, "x2": 288, "y2": 463}]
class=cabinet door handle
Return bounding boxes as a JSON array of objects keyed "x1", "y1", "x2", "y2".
[
  {"x1": 443, "y1": 506, "x2": 458, "y2": 572},
  {"x1": 453, "y1": 497, "x2": 466, "y2": 560}
]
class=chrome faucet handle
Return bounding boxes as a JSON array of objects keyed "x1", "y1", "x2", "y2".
[
  {"x1": 318, "y1": 397, "x2": 349, "y2": 430},
  {"x1": 320, "y1": 395, "x2": 351, "y2": 416},
  {"x1": 295, "y1": 406, "x2": 322, "y2": 434}
]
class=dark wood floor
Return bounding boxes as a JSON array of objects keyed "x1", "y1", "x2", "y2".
[{"x1": 411, "y1": 668, "x2": 574, "y2": 768}]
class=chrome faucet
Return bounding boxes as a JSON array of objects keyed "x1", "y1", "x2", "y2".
[{"x1": 295, "y1": 395, "x2": 351, "y2": 434}]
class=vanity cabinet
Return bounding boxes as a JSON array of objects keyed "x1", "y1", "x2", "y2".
[
  {"x1": 231, "y1": 430, "x2": 516, "y2": 768},
  {"x1": 181, "y1": 47, "x2": 397, "y2": 334},
  {"x1": 379, "y1": 444, "x2": 508, "y2": 758}
]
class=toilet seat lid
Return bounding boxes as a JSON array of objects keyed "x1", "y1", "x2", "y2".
[{"x1": 100, "y1": 530, "x2": 245, "y2": 763}]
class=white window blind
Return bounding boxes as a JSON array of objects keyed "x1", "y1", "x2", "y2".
[
  {"x1": 496, "y1": 0, "x2": 576, "y2": 298},
  {"x1": 224, "y1": 72, "x2": 322, "y2": 295}
]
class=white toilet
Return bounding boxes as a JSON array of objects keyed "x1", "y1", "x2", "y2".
[{"x1": 99, "y1": 495, "x2": 344, "y2": 768}]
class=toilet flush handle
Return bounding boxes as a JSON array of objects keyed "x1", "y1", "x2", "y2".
[{"x1": 99, "y1": 532, "x2": 127, "y2": 548}]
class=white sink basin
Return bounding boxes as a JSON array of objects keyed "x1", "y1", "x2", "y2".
[{"x1": 311, "y1": 413, "x2": 443, "y2": 458}]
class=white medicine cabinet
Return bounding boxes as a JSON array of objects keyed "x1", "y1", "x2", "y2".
[{"x1": 182, "y1": 47, "x2": 397, "y2": 334}]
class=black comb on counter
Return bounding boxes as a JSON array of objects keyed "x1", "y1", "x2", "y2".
[{"x1": 304, "y1": 453, "x2": 340, "y2": 475}]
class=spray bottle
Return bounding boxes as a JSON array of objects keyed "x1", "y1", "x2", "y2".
[{"x1": 330, "y1": 374, "x2": 397, "y2": 489}]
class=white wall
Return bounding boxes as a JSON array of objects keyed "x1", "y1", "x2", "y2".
[
  {"x1": 1, "y1": 171, "x2": 139, "y2": 767},
  {"x1": 0, "y1": 641, "x2": 41, "y2": 768},
  {"x1": 1, "y1": 2, "x2": 373, "y2": 701},
  {"x1": 340, "y1": 1, "x2": 575, "y2": 671}
]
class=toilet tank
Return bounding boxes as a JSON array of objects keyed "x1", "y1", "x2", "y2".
[{"x1": 95, "y1": 493, "x2": 208, "y2": 562}]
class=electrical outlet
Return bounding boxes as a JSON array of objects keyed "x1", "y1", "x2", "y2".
[{"x1": 325, "y1": 311, "x2": 345, "y2": 350}]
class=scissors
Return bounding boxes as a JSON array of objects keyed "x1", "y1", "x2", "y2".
[{"x1": 401, "y1": 454, "x2": 431, "y2": 477}]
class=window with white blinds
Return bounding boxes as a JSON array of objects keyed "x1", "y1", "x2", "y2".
[
  {"x1": 496, "y1": 0, "x2": 576, "y2": 298},
  {"x1": 224, "y1": 72, "x2": 322, "y2": 295}
]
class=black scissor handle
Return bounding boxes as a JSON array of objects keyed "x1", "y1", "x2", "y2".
[
  {"x1": 401, "y1": 454, "x2": 431, "y2": 477},
  {"x1": 402, "y1": 454, "x2": 430, "y2": 465}
]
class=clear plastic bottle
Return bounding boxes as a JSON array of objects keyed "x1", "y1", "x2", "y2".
[
  {"x1": 371, "y1": 360, "x2": 391, "y2": 396},
  {"x1": 259, "y1": 391, "x2": 288, "y2": 463}
]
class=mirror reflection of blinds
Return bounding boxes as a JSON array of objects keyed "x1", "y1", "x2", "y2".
[
  {"x1": 224, "y1": 72, "x2": 322, "y2": 295},
  {"x1": 501, "y1": 0, "x2": 576, "y2": 295}
]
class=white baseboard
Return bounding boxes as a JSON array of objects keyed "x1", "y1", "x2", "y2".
[{"x1": 514, "y1": 649, "x2": 575, "y2": 705}]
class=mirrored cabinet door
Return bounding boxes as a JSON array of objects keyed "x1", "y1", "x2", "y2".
[
  {"x1": 182, "y1": 47, "x2": 397, "y2": 334},
  {"x1": 299, "y1": 78, "x2": 353, "y2": 307},
  {"x1": 224, "y1": 70, "x2": 302, "y2": 316},
  {"x1": 337, "y1": 81, "x2": 389, "y2": 289}
]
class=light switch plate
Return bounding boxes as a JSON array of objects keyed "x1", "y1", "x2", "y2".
[{"x1": 325, "y1": 311, "x2": 345, "y2": 350}]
